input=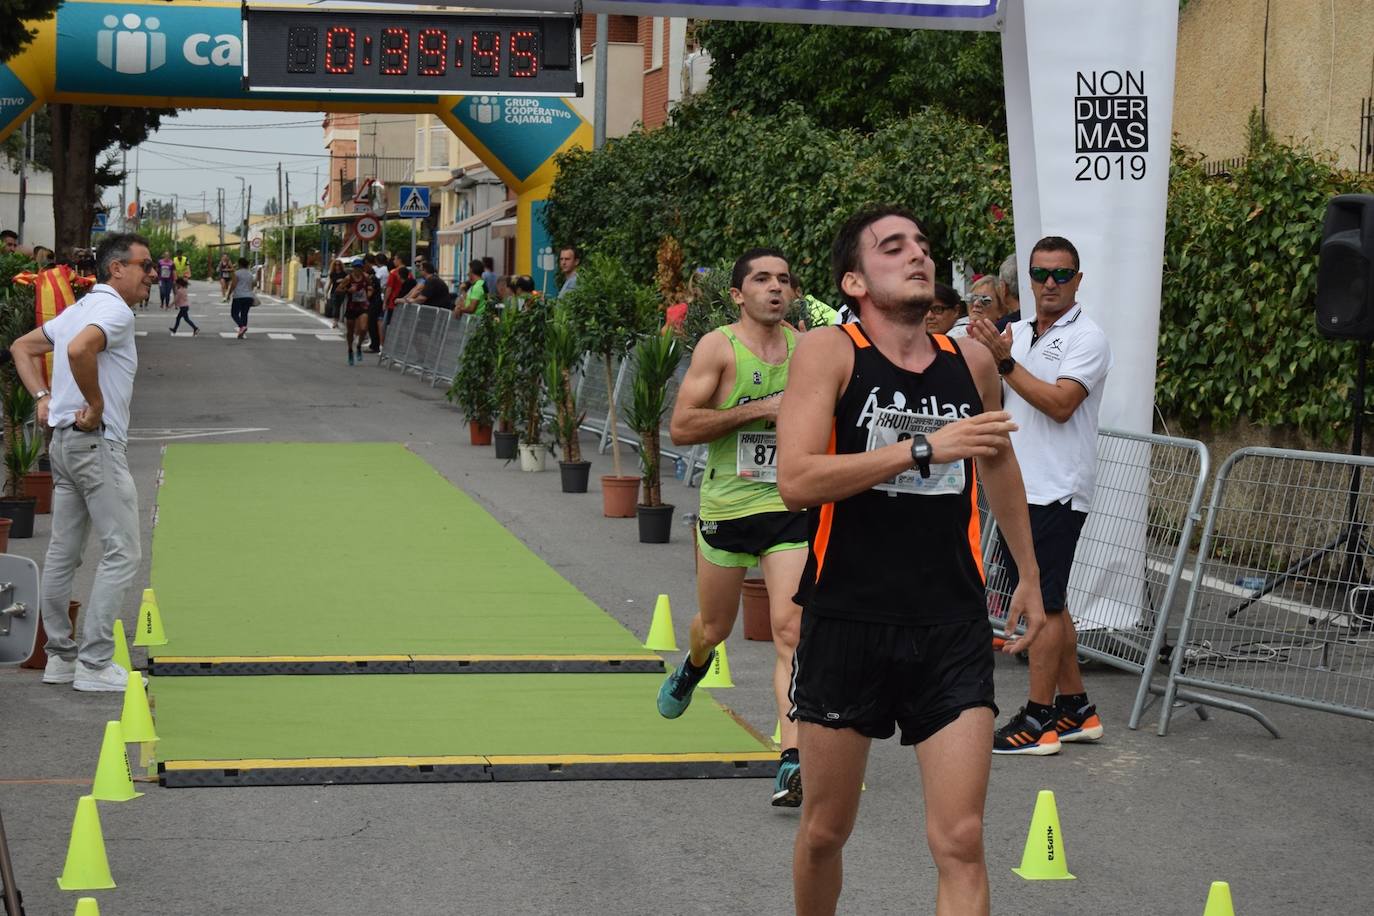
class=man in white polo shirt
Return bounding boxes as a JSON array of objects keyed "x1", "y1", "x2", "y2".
[
  {"x1": 969, "y1": 235, "x2": 1112, "y2": 756},
  {"x1": 11, "y1": 232, "x2": 148, "y2": 692}
]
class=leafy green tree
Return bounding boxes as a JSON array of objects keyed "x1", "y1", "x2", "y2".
[
  {"x1": 695, "y1": 22, "x2": 1005, "y2": 133},
  {"x1": 0, "y1": 0, "x2": 58, "y2": 62}
]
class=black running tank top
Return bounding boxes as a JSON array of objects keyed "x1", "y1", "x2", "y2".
[{"x1": 795, "y1": 323, "x2": 987, "y2": 625}]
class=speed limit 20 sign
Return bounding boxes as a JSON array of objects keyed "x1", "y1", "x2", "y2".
[{"x1": 355, "y1": 216, "x2": 381, "y2": 242}]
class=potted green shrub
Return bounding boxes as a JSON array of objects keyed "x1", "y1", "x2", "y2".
[
  {"x1": 561, "y1": 252, "x2": 660, "y2": 517},
  {"x1": 508, "y1": 301, "x2": 552, "y2": 471},
  {"x1": 448, "y1": 307, "x2": 500, "y2": 445},
  {"x1": 491, "y1": 313, "x2": 521, "y2": 460},
  {"x1": 625, "y1": 328, "x2": 683, "y2": 543},
  {"x1": 0, "y1": 286, "x2": 38, "y2": 536},
  {"x1": 545, "y1": 309, "x2": 589, "y2": 492}
]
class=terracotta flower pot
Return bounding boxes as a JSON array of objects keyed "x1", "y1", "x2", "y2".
[
  {"x1": 742, "y1": 579, "x2": 771, "y2": 640},
  {"x1": 20, "y1": 600, "x2": 81, "y2": 669},
  {"x1": 469, "y1": 422, "x2": 493, "y2": 446},
  {"x1": 601, "y1": 475, "x2": 640, "y2": 518},
  {"x1": 22, "y1": 470, "x2": 53, "y2": 514}
]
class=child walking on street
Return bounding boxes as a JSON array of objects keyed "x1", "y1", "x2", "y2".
[{"x1": 170, "y1": 277, "x2": 199, "y2": 335}]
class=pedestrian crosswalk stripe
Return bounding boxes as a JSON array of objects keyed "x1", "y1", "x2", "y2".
[
  {"x1": 219, "y1": 332, "x2": 240, "y2": 338},
  {"x1": 267, "y1": 333, "x2": 296, "y2": 340},
  {"x1": 315, "y1": 334, "x2": 340, "y2": 341}
]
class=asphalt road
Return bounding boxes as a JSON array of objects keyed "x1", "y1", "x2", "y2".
[{"x1": 1, "y1": 281, "x2": 1370, "y2": 915}]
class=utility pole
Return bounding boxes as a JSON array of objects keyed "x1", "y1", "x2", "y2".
[
  {"x1": 244, "y1": 185, "x2": 252, "y2": 260},
  {"x1": 217, "y1": 188, "x2": 225, "y2": 264},
  {"x1": 285, "y1": 171, "x2": 294, "y2": 266},
  {"x1": 594, "y1": 15, "x2": 608, "y2": 149},
  {"x1": 237, "y1": 176, "x2": 246, "y2": 256},
  {"x1": 16, "y1": 119, "x2": 27, "y2": 243}
]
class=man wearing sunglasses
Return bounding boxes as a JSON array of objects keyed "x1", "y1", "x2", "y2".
[
  {"x1": 969, "y1": 236, "x2": 1113, "y2": 756},
  {"x1": 11, "y1": 232, "x2": 148, "y2": 693}
]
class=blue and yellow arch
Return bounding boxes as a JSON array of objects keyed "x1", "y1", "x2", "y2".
[{"x1": 0, "y1": 0, "x2": 591, "y2": 291}]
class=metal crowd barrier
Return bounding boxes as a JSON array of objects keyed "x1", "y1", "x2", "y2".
[
  {"x1": 1159, "y1": 447, "x2": 1374, "y2": 737},
  {"x1": 380, "y1": 302, "x2": 419, "y2": 370},
  {"x1": 984, "y1": 428, "x2": 1210, "y2": 731}
]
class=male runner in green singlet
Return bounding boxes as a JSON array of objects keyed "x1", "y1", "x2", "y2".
[{"x1": 657, "y1": 247, "x2": 809, "y2": 808}]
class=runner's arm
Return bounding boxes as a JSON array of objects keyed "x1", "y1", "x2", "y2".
[
  {"x1": 961, "y1": 337, "x2": 1045, "y2": 654},
  {"x1": 668, "y1": 330, "x2": 777, "y2": 446}
]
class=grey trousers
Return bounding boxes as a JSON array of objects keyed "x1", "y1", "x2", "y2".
[{"x1": 40, "y1": 426, "x2": 142, "y2": 669}]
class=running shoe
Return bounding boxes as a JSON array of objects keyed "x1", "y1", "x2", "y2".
[
  {"x1": 1054, "y1": 702, "x2": 1104, "y2": 743},
  {"x1": 771, "y1": 758, "x2": 802, "y2": 807},
  {"x1": 992, "y1": 708, "x2": 1062, "y2": 756},
  {"x1": 656, "y1": 651, "x2": 714, "y2": 719}
]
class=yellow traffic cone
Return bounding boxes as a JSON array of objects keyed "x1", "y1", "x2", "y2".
[
  {"x1": 119, "y1": 669, "x2": 158, "y2": 743},
  {"x1": 56, "y1": 796, "x2": 116, "y2": 890},
  {"x1": 699, "y1": 642, "x2": 734, "y2": 688},
  {"x1": 772, "y1": 720, "x2": 781, "y2": 745},
  {"x1": 644, "y1": 594, "x2": 678, "y2": 651},
  {"x1": 133, "y1": 590, "x2": 166, "y2": 647},
  {"x1": 74, "y1": 897, "x2": 102, "y2": 915},
  {"x1": 1203, "y1": 881, "x2": 1235, "y2": 916},
  {"x1": 112, "y1": 619, "x2": 133, "y2": 673},
  {"x1": 92, "y1": 720, "x2": 143, "y2": 802},
  {"x1": 1012, "y1": 790, "x2": 1075, "y2": 880}
]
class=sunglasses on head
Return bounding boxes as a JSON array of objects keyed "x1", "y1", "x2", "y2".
[
  {"x1": 1028, "y1": 266, "x2": 1077, "y2": 284},
  {"x1": 969, "y1": 294, "x2": 994, "y2": 305}
]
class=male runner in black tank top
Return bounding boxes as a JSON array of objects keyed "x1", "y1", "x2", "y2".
[{"x1": 776, "y1": 205, "x2": 1047, "y2": 916}]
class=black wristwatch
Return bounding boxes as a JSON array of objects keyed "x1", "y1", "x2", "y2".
[
  {"x1": 997, "y1": 356, "x2": 1016, "y2": 376},
  {"x1": 909, "y1": 434, "x2": 932, "y2": 479}
]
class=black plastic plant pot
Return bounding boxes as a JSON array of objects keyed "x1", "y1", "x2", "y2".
[
  {"x1": 0, "y1": 497, "x2": 37, "y2": 538},
  {"x1": 637, "y1": 503, "x2": 675, "y2": 544},
  {"x1": 559, "y1": 460, "x2": 591, "y2": 493},
  {"x1": 493, "y1": 431, "x2": 519, "y2": 460}
]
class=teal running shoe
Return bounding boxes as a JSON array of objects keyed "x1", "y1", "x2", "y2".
[
  {"x1": 771, "y1": 758, "x2": 802, "y2": 807},
  {"x1": 656, "y1": 651, "x2": 713, "y2": 719}
]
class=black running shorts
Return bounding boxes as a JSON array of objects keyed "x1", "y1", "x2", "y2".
[
  {"x1": 789, "y1": 612, "x2": 997, "y2": 746},
  {"x1": 697, "y1": 510, "x2": 808, "y2": 568},
  {"x1": 997, "y1": 499, "x2": 1088, "y2": 613}
]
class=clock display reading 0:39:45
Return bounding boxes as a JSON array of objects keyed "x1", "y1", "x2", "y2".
[{"x1": 243, "y1": 8, "x2": 580, "y2": 96}]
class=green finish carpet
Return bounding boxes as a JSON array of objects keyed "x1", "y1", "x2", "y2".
[
  {"x1": 148, "y1": 443, "x2": 651, "y2": 659},
  {"x1": 153, "y1": 674, "x2": 765, "y2": 761}
]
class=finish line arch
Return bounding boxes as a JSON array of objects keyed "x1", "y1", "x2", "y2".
[
  {"x1": 0, "y1": 0, "x2": 1179, "y2": 436},
  {"x1": 0, "y1": 0, "x2": 590, "y2": 294}
]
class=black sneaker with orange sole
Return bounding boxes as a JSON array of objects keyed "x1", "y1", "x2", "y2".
[
  {"x1": 1054, "y1": 703, "x2": 1104, "y2": 743},
  {"x1": 992, "y1": 708, "x2": 1062, "y2": 756}
]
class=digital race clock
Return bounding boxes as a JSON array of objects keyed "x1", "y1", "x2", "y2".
[{"x1": 242, "y1": 6, "x2": 581, "y2": 96}]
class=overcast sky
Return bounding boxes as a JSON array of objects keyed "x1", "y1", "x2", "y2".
[{"x1": 109, "y1": 109, "x2": 331, "y2": 224}]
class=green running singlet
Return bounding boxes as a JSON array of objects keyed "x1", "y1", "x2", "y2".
[{"x1": 700, "y1": 325, "x2": 796, "y2": 522}]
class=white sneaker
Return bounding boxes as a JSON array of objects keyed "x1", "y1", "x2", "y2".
[
  {"x1": 42, "y1": 655, "x2": 76, "y2": 684},
  {"x1": 73, "y1": 661, "x2": 147, "y2": 692}
]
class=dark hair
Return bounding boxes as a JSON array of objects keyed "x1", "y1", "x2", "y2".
[
  {"x1": 238, "y1": 257, "x2": 249, "y2": 268},
  {"x1": 175, "y1": 276, "x2": 189, "y2": 288},
  {"x1": 514, "y1": 275, "x2": 535, "y2": 294},
  {"x1": 730, "y1": 247, "x2": 789, "y2": 291},
  {"x1": 94, "y1": 232, "x2": 150, "y2": 282},
  {"x1": 0, "y1": 229, "x2": 17, "y2": 241},
  {"x1": 1030, "y1": 235, "x2": 1080, "y2": 272},
  {"x1": 392, "y1": 252, "x2": 409, "y2": 266},
  {"x1": 559, "y1": 245, "x2": 581, "y2": 261},
  {"x1": 933, "y1": 282, "x2": 963, "y2": 312},
  {"x1": 422, "y1": 260, "x2": 437, "y2": 275},
  {"x1": 482, "y1": 256, "x2": 494, "y2": 270},
  {"x1": 830, "y1": 204, "x2": 922, "y2": 312},
  {"x1": 469, "y1": 259, "x2": 484, "y2": 276}
]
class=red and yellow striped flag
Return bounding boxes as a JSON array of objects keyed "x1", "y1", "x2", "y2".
[{"x1": 13, "y1": 265, "x2": 97, "y2": 384}]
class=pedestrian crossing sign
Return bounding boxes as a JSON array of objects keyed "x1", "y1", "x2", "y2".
[{"x1": 398, "y1": 185, "x2": 431, "y2": 218}]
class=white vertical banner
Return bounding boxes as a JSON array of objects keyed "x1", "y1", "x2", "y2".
[
  {"x1": 1001, "y1": 1, "x2": 1179, "y2": 632},
  {"x1": 1003, "y1": 0, "x2": 1178, "y2": 433}
]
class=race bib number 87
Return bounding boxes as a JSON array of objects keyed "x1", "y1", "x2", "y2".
[
  {"x1": 866, "y1": 408, "x2": 965, "y2": 496},
  {"x1": 737, "y1": 431, "x2": 778, "y2": 482}
]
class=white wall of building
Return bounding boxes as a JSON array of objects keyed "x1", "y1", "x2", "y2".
[{"x1": 0, "y1": 167, "x2": 55, "y2": 249}]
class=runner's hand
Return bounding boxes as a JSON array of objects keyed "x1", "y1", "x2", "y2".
[
  {"x1": 1001, "y1": 580, "x2": 1045, "y2": 655},
  {"x1": 926, "y1": 411, "x2": 1016, "y2": 464}
]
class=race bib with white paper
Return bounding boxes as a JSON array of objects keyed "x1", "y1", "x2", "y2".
[
  {"x1": 865, "y1": 408, "x2": 965, "y2": 496},
  {"x1": 736, "y1": 431, "x2": 778, "y2": 482}
]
